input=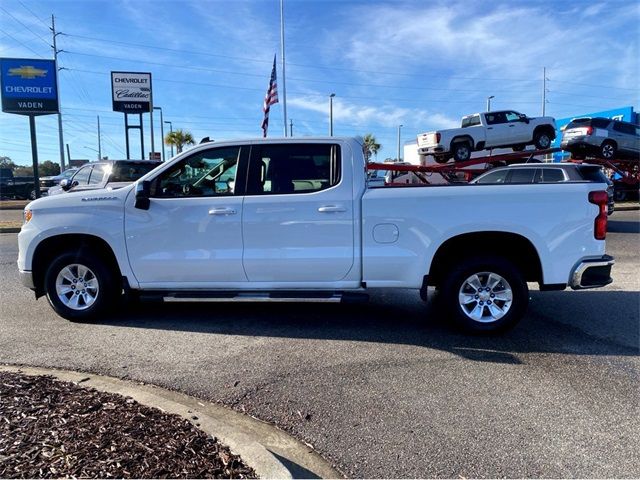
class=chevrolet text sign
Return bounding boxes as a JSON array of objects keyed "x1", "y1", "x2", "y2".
[
  {"x1": 1, "y1": 58, "x2": 59, "y2": 115},
  {"x1": 111, "y1": 71, "x2": 152, "y2": 113}
]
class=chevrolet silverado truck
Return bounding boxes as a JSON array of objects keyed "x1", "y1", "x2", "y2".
[
  {"x1": 17, "y1": 137, "x2": 613, "y2": 332},
  {"x1": 417, "y1": 110, "x2": 557, "y2": 163}
]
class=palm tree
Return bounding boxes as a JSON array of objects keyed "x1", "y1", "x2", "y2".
[
  {"x1": 363, "y1": 133, "x2": 381, "y2": 161},
  {"x1": 165, "y1": 129, "x2": 195, "y2": 154}
]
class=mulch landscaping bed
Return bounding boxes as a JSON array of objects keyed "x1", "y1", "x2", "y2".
[{"x1": 0, "y1": 372, "x2": 257, "y2": 478}]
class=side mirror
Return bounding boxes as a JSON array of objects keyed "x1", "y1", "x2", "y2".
[
  {"x1": 520, "y1": 114, "x2": 530, "y2": 124},
  {"x1": 60, "y1": 179, "x2": 71, "y2": 191},
  {"x1": 134, "y1": 180, "x2": 151, "y2": 210}
]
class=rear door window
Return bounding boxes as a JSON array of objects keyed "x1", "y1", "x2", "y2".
[
  {"x1": 535, "y1": 168, "x2": 565, "y2": 183},
  {"x1": 613, "y1": 122, "x2": 636, "y2": 135},
  {"x1": 508, "y1": 168, "x2": 536, "y2": 184},
  {"x1": 246, "y1": 143, "x2": 341, "y2": 195},
  {"x1": 88, "y1": 165, "x2": 106, "y2": 185}
]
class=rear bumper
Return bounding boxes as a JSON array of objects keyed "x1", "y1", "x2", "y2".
[
  {"x1": 569, "y1": 255, "x2": 614, "y2": 290},
  {"x1": 417, "y1": 145, "x2": 445, "y2": 155}
]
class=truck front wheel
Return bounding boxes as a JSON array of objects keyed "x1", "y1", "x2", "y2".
[
  {"x1": 440, "y1": 256, "x2": 528, "y2": 333},
  {"x1": 44, "y1": 250, "x2": 117, "y2": 321}
]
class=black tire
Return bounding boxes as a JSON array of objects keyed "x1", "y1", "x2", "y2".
[
  {"x1": 434, "y1": 155, "x2": 449, "y2": 164},
  {"x1": 533, "y1": 130, "x2": 552, "y2": 150},
  {"x1": 44, "y1": 250, "x2": 118, "y2": 321},
  {"x1": 452, "y1": 142, "x2": 472, "y2": 162},
  {"x1": 439, "y1": 255, "x2": 528, "y2": 333},
  {"x1": 28, "y1": 189, "x2": 37, "y2": 200},
  {"x1": 512, "y1": 144, "x2": 526, "y2": 152},
  {"x1": 600, "y1": 140, "x2": 617, "y2": 160}
]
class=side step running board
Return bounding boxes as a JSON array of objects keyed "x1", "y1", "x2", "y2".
[{"x1": 142, "y1": 291, "x2": 369, "y2": 304}]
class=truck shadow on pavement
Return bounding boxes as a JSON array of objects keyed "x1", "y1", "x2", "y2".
[
  {"x1": 98, "y1": 289, "x2": 640, "y2": 364},
  {"x1": 608, "y1": 219, "x2": 640, "y2": 234}
]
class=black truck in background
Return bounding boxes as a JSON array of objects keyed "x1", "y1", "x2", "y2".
[{"x1": 0, "y1": 168, "x2": 37, "y2": 200}]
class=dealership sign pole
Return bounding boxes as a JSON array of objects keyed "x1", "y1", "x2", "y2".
[
  {"x1": 1, "y1": 58, "x2": 60, "y2": 199},
  {"x1": 111, "y1": 71, "x2": 152, "y2": 159}
]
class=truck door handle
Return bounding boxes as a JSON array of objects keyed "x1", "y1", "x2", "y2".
[
  {"x1": 318, "y1": 205, "x2": 346, "y2": 213},
  {"x1": 509, "y1": 125, "x2": 515, "y2": 127},
  {"x1": 487, "y1": 127, "x2": 493, "y2": 130},
  {"x1": 208, "y1": 207, "x2": 236, "y2": 215}
]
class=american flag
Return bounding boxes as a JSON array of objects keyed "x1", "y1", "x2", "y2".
[{"x1": 261, "y1": 56, "x2": 279, "y2": 138}]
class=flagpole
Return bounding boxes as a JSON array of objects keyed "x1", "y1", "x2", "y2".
[{"x1": 280, "y1": 0, "x2": 288, "y2": 137}]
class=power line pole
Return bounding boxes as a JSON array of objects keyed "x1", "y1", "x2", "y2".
[
  {"x1": 280, "y1": 0, "x2": 288, "y2": 136},
  {"x1": 542, "y1": 66, "x2": 547, "y2": 116},
  {"x1": 50, "y1": 14, "x2": 65, "y2": 171},
  {"x1": 97, "y1": 115, "x2": 102, "y2": 159}
]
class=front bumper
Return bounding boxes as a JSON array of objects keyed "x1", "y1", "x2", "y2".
[
  {"x1": 19, "y1": 270, "x2": 35, "y2": 289},
  {"x1": 569, "y1": 255, "x2": 614, "y2": 290}
]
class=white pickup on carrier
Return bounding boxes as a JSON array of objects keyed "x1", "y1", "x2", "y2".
[
  {"x1": 417, "y1": 110, "x2": 557, "y2": 163},
  {"x1": 18, "y1": 136, "x2": 613, "y2": 332}
]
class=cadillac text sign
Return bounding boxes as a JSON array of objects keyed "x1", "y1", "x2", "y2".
[
  {"x1": 111, "y1": 71, "x2": 152, "y2": 113},
  {"x1": 1, "y1": 58, "x2": 59, "y2": 115}
]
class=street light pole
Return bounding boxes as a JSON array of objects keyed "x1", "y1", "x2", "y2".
[
  {"x1": 164, "y1": 121, "x2": 174, "y2": 157},
  {"x1": 154, "y1": 107, "x2": 165, "y2": 161},
  {"x1": 397, "y1": 124, "x2": 403, "y2": 161},
  {"x1": 486, "y1": 95, "x2": 495, "y2": 112},
  {"x1": 329, "y1": 93, "x2": 335, "y2": 136}
]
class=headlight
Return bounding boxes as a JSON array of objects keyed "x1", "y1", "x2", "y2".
[{"x1": 23, "y1": 209, "x2": 33, "y2": 224}]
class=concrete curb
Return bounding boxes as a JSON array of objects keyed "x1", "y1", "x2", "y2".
[
  {"x1": 0, "y1": 365, "x2": 342, "y2": 479},
  {"x1": 0, "y1": 227, "x2": 21, "y2": 233}
]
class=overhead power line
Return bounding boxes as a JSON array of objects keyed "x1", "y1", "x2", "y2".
[{"x1": 0, "y1": 6, "x2": 50, "y2": 46}]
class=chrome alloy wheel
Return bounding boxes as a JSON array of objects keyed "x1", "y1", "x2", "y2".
[
  {"x1": 55, "y1": 264, "x2": 100, "y2": 311},
  {"x1": 458, "y1": 272, "x2": 513, "y2": 323}
]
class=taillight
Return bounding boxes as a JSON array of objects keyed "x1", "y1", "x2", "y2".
[
  {"x1": 585, "y1": 126, "x2": 594, "y2": 135},
  {"x1": 589, "y1": 190, "x2": 608, "y2": 240},
  {"x1": 435, "y1": 132, "x2": 441, "y2": 143}
]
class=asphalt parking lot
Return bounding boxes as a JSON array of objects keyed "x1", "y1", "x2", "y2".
[{"x1": 0, "y1": 210, "x2": 638, "y2": 478}]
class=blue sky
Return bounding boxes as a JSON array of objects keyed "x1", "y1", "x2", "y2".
[{"x1": 1, "y1": 0, "x2": 639, "y2": 165}]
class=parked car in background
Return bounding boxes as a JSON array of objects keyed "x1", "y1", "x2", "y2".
[
  {"x1": 0, "y1": 168, "x2": 36, "y2": 200},
  {"x1": 561, "y1": 117, "x2": 640, "y2": 160},
  {"x1": 417, "y1": 111, "x2": 557, "y2": 163},
  {"x1": 39, "y1": 168, "x2": 78, "y2": 196},
  {"x1": 48, "y1": 160, "x2": 162, "y2": 196},
  {"x1": 472, "y1": 162, "x2": 615, "y2": 215}
]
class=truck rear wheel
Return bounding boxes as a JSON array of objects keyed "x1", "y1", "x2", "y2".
[
  {"x1": 44, "y1": 250, "x2": 117, "y2": 321},
  {"x1": 452, "y1": 142, "x2": 472, "y2": 162},
  {"x1": 440, "y1": 255, "x2": 528, "y2": 333},
  {"x1": 533, "y1": 131, "x2": 552, "y2": 149}
]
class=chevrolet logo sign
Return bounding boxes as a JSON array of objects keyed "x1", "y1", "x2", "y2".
[{"x1": 8, "y1": 65, "x2": 48, "y2": 79}]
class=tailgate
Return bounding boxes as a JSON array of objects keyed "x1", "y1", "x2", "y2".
[{"x1": 417, "y1": 132, "x2": 439, "y2": 147}]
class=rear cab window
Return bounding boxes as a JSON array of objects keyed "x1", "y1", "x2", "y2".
[
  {"x1": 110, "y1": 162, "x2": 160, "y2": 182},
  {"x1": 462, "y1": 115, "x2": 481, "y2": 128}
]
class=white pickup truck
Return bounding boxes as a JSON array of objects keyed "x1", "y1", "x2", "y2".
[
  {"x1": 417, "y1": 110, "x2": 557, "y2": 163},
  {"x1": 18, "y1": 137, "x2": 613, "y2": 332}
]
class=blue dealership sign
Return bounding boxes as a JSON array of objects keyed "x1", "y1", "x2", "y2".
[{"x1": 1, "y1": 58, "x2": 59, "y2": 115}]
